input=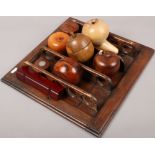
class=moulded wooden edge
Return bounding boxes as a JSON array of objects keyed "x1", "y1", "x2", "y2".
[{"x1": 90, "y1": 46, "x2": 154, "y2": 137}]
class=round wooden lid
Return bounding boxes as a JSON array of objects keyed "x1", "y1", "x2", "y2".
[{"x1": 66, "y1": 33, "x2": 91, "y2": 53}]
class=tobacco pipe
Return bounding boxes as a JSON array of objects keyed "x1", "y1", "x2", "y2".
[
  {"x1": 82, "y1": 18, "x2": 119, "y2": 54},
  {"x1": 16, "y1": 66, "x2": 65, "y2": 100}
]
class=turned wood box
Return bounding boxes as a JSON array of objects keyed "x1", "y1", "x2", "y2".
[{"x1": 1, "y1": 17, "x2": 154, "y2": 137}]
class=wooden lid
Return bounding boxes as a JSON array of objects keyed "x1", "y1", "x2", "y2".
[{"x1": 66, "y1": 33, "x2": 91, "y2": 53}]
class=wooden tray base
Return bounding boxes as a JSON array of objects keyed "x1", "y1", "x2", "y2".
[{"x1": 1, "y1": 17, "x2": 154, "y2": 137}]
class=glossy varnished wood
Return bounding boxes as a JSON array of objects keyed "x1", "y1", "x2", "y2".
[{"x1": 1, "y1": 17, "x2": 154, "y2": 137}]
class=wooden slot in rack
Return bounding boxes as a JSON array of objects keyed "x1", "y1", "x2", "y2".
[
  {"x1": 24, "y1": 44, "x2": 115, "y2": 112},
  {"x1": 42, "y1": 46, "x2": 113, "y2": 86},
  {"x1": 24, "y1": 61, "x2": 99, "y2": 111}
]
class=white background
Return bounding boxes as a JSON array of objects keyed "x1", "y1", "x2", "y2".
[{"x1": 0, "y1": 0, "x2": 155, "y2": 154}]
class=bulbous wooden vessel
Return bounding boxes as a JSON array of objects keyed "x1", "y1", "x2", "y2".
[
  {"x1": 53, "y1": 57, "x2": 83, "y2": 85},
  {"x1": 66, "y1": 33, "x2": 94, "y2": 62},
  {"x1": 93, "y1": 51, "x2": 120, "y2": 76},
  {"x1": 48, "y1": 32, "x2": 69, "y2": 54},
  {"x1": 82, "y1": 18, "x2": 118, "y2": 54}
]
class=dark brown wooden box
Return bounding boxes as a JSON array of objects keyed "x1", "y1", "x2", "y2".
[{"x1": 1, "y1": 17, "x2": 154, "y2": 137}]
